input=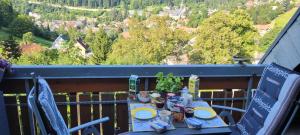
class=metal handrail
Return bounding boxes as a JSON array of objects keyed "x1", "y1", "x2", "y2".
[{"x1": 4, "y1": 64, "x2": 265, "y2": 79}]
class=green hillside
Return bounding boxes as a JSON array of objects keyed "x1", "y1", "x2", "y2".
[
  {"x1": 0, "y1": 28, "x2": 52, "y2": 47},
  {"x1": 259, "y1": 7, "x2": 298, "y2": 52}
]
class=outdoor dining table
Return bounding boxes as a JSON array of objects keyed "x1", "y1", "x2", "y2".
[{"x1": 126, "y1": 99, "x2": 232, "y2": 135}]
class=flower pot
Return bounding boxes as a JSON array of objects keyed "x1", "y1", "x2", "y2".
[
  {"x1": 0, "y1": 68, "x2": 5, "y2": 83},
  {"x1": 175, "y1": 92, "x2": 181, "y2": 96},
  {"x1": 167, "y1": 93, "x2": 176, "y2": 98},
  {"x1": 159, "y1": 92, "x2": 167, "y2": 99}
]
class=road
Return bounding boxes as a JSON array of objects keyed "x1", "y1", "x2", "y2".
[{"x1": 28, "y1": 1, "x2": 112, "y2": 12}]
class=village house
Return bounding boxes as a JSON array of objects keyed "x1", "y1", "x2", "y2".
[
  {"x1": 74, "y1": 38, "x2": 93, "y2": 57},
  {"x1": 162, "y1": 54, "x2": 189, "y2": 65},
  {"x1": 255, "y1": 24, "x2": 272, "y2": 36},
  {"x1": 28, "y1": 12, "x2": 41, "y2": 20},
  {"x1": 51, "y1": 34, "x2": 68, "y2": 49},
  {"x1": 158, "y1": 6, "x2": 187, "y2": 20}
]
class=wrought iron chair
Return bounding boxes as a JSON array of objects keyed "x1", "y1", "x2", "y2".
[
  {"x1": 28, "y1": 77, "x2": 109, "y2": 135},
  {"x1": 212, "y1": 63, "x2": 300, "y2": 135}
]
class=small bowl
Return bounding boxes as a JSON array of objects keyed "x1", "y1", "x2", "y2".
[{"x1": 155, "y1": 98, "x2": 165, "y2": 109}]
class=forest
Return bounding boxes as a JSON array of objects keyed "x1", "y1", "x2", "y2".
[{"x1": 25, "y1": 0, "x2": 248, "y2": 10}]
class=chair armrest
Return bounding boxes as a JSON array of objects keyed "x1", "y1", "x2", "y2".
[
  {"x1": 219, "y1": 111, "x2": 236, "y2": 125},
  {"x1": 211, "y1": 105, "x2": 246, "y2": 113},
  {"x1": 69, "y1": 117, "x2": 109, "y2": 133}
]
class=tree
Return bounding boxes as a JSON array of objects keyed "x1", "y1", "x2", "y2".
[
  {"x1": 247, "y1": 3, "x2": 286, "y2": 25},
  {"x1": 56, "y1": 43, "x2": 87, "y2": 65},
  {"x1": 22, "y1": 32, "x2": 34, "y2": 45},
  {"x1": 110, "y1": 8, "x2": 124, "y2": 21},
  {"x1": 107, "y1": 17, "x2": 190, "y2": 64},
  {"x1": 14, "y1": 49, "x2": 59, "y2": 65},
  {"x1": 189, "y1": 10, "x2": 258, "y2": 64},
  {"x1": 67, "y1": 27, "x2": 82, "y2": 45},
  {"x1": 8, "y1": 15, "x2": 35, "y2": 37},
  {"x1": 87, "y1": 28, "x2": 111, "y2": 64},
  {"x1": 121, "y1": 0, "x2": 129, "y2": 18},
  {"x1": 84, "y1": 28, "x2": 95, "y2": 45},
  {"x1": 0, "y1": 0, "x2": 15, "y2": 27},
  {"x1": 187, "y1": 4, "x2": 208, "y2": 28},
  {"x1": 0, "y1": 36, "x2": 20, "y2": 59}
]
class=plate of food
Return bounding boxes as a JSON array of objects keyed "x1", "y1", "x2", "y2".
[
  {"x1": 131, "y1": 107, "x2": 157, "y2": 120},
  {"x1": 193, "y1": 107, "x2": 217, "y2": 119}
]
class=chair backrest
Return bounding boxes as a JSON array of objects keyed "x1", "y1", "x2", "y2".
[
  {"x1": 28, "y1": 78, "x2": 69, "y2": 135},
  {"x1": 236, "y1": 63, "x2": 300, "y2": 135},
  {"x1": 28, "y1": 86, "x2": 48, "y2": 135}
]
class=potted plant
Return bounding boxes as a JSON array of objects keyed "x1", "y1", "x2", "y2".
[
  {"x1": 155, "y1": 72, "x2": 183, "y2": 98},
  {"x1": 0, "y1": 59, "x2": 11, "y2": 83}
]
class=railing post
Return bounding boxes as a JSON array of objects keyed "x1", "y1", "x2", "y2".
[
  {"x1": 25, "y1": 79, "x2": 36, "y2": 135},
  {"x1": 245, "y1": 75, "x2": 255, "y2": 109},
  {"x1": 144, "y1": 78, "x2": 149, "y2": 91}
]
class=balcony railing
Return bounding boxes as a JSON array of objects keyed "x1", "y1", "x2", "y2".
[{"x1": 0, "y1": 64, "x2": 265, "y2": 135}]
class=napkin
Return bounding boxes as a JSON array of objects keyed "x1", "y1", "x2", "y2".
[
  {"x1": 150, "y1": 119, "x2": 168, "y2": 133},
  {"x1": 185, "y1": 118, "x2": 202, "y2": 128}
]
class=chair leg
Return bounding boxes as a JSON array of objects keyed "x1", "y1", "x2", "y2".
[
  {"x1": 281, "y1": 99, "x2": 300, "y2": 135},
  {"x1": 82, "y1": 126, "x2": 100, "y2": 135}
]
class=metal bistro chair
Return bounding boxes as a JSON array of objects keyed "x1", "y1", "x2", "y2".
[
  {"x1": 28, "y1": 76, "x2": 109, "y2": 135},
  {"x1": 212, "y1": 63, "x2": 300, "y2": 135}
]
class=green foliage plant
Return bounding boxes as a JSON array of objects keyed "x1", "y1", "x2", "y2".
[
  {"x1": 155, "y1": 72, "x2": 183, "y2": 93},
  {"x1": 0, "y1": 0, "x2": 15, "y2": 27},
  {"x1": 8, "y1": 15, "x2": 34, "y2": 37},
  {"x1": 22, "y1": 32, "x2": 34, "y2": 45}
]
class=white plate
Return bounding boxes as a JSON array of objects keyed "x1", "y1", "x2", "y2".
[
  {"x1": 194, "y1": 107, "x2": 217, "y2": 119},
  {"x1": 132, "y1": 107, "x2": 157, "y2": 120}
]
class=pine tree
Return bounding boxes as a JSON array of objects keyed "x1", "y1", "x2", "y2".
[{"x1": 89, "y1": 28, "x2": 111, "y2": 64}]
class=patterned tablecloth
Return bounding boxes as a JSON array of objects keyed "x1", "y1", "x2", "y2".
[
  {"x1": 186, "y1": 101, "x2": 228, "y2": 128},
  {"x1": 129, "y1": 103, "x2": 175, "y2": 132},
  {"x1": 129, "y1": 101, "x2": 227, "y2": 132}
]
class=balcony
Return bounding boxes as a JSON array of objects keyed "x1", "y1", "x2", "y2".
[{"x1": 0, "y1": 64, "x2": 267, "y2": 135}]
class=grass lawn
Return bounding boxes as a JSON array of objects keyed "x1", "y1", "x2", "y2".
[
  {"x1": 273, "y1": 7, "x2": 298, "y2": 28},
  {"x1": 33, "y1": 36, "x2": 53, "y2": 47},
  {"x1": 0, "y1": 30, "x2": 10, "y2": 41},
  {"x1": 0, "y1": 28, "x2": 52, "y2": 47}
]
